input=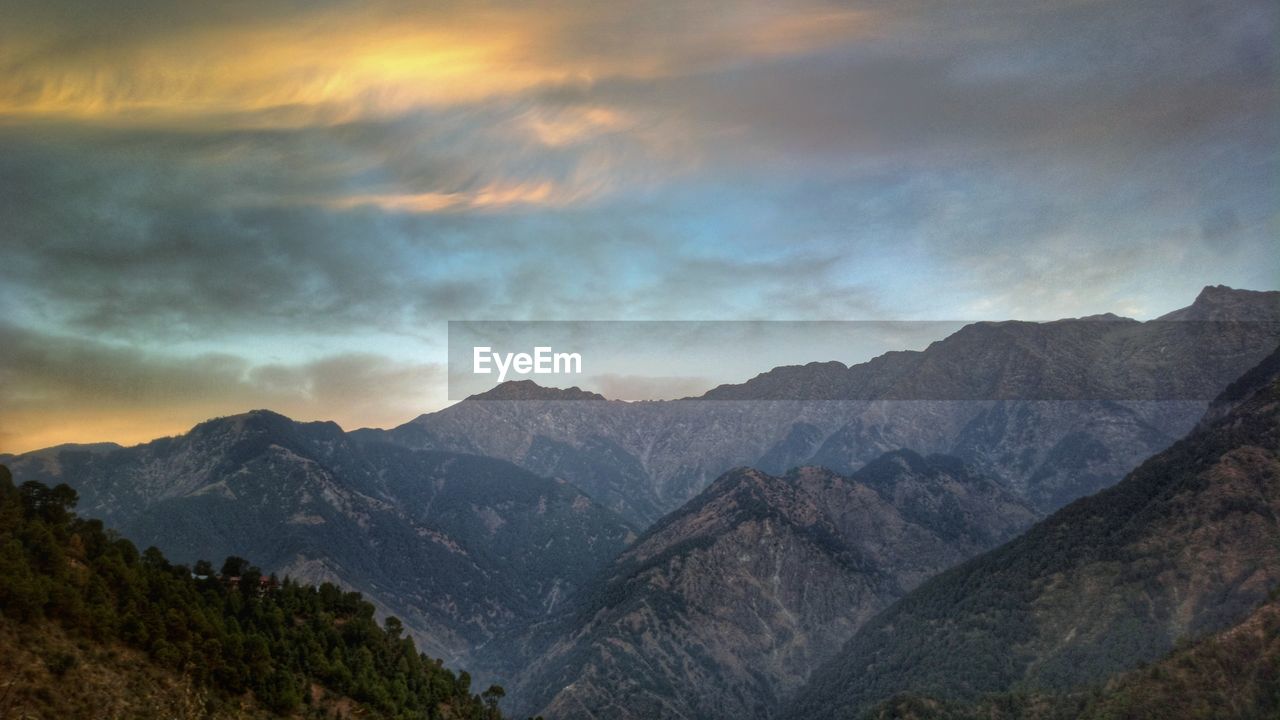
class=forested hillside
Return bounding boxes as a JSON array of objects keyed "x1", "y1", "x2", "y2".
[{"x1": 0, "y1": 465, "x2": 506, "y2": 719}]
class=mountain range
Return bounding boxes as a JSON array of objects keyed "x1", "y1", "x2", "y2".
[
  {"x1": 371, "y1": 286, "x2": 1280, "y2": 522},
  {"x1": 3, "y1": 284, "x2": 1278, "y2": 716}
]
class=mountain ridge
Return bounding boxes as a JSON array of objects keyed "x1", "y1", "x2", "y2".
[
  {"x1": 373, "y1": 286, "x2": 1280, "y2": 523},
  {"x1": 495, "y1": 452, "x2": 1037, "y2": 720}
]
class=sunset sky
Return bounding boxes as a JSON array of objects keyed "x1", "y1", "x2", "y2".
[{"x1": 1, "y1": 0, "x2": 1276, "y2": 452}]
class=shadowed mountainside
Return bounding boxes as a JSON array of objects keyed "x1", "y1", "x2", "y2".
[
  {"x1": 862, "y1": 591, "x2": 1280, "y2": 720},
  {"x1": 788, "y1": 344, "x2": 1280, "y2": 718},
  {"x1": 494, "y1": 452, "x2": 1037, "y2": 720}
]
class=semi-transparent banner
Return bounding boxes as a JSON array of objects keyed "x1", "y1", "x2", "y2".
[{"x1": 446, "y1": 319, "x2": 1280, "y2": 401}]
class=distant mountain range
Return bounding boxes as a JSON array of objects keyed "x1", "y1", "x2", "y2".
[
  {"x1": 370, "y1": 285, "x2": 1280, "y2": 521},
  {"x1": 788, "y1": 342, "x2": 1280, "y2": 718}
]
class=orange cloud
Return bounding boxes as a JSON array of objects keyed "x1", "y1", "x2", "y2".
[
  {"x1": 0, "y1": 3, "x2": 879, "y2": 126},
  {"x1": 525, "y1": 106, "x2": 630, "y2": 147},
  {"x1": 0, "y1": 321, "x2": 449, "y2": 455},
  {"x1": 0, "y1": 16, "x2": 563, "y2": 122},
  {"x1": 1, "y1": 405, "x2": 238, "y2": 455},
  {"x1": 323, "y1": 179, "x2": 596, "y2": 213},
  {"x1": 0, "y1": 359, "x2": 448, "y2": 455}
]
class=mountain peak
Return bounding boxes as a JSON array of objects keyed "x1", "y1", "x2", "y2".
[
  {"x1": 1157, "y1": 285, "x2": 1280, "y2": 321},
  {"x1": 186, "y1": 409, "x2": 346, "y2": 447},
  {"x1": 190, "y1": 409, "x2": 294, "y2": 433},
  {"x1": 467, "y1": 380, "x2": 606, "y2": 401},
  {"x1": 672, "y1": 466, "x2": 805, "y2": 518},
  {"x1": 1073, "y1": 312, "x2": 1137, "y2": 322},
  {"x1": 1200, "y1": 283, "x2": 1243, "y2": 298},
  {"x1": 703, "y1": 466, "x2": 794, "y2": 501},
  {"x1": 628, "y1": 466, "x2": 823, "y2": 561}
]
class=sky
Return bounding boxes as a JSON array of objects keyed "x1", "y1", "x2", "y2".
[{"x1": 0, "y1": 0, "x2": 1276, "y2": 452}]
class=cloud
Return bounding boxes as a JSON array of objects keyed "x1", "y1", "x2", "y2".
[
  {"x1": 326, "y1": 180, "x2": 593, "y2": 214},
  {"x1": 0, "y1": 0, "x2": 1274, "y2": 449},
  {"x1": 0, "y1": 0, "x2": 880, "y2": 125},
  {"x1": 0, "y1": 115, "x2": 691, "y2": 340}
]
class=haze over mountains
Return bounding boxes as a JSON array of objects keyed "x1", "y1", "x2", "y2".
[{"x1": 3, "y1": 285, "x2": 1279, "y2": 716}]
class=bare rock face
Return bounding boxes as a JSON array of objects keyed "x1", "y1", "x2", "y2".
[
  {"x1": 376, "y1": 287, "x2": 1280, "y2": 524},
  {"x1": 498, "y1": 453, "x2": 1037, "y2": 720},
  {"x1": 3, "y1": 410, "x2": 635, "y2": 667},
  {"x1": 790, "y1": 345, "x2": 1280, "y2": 719}
]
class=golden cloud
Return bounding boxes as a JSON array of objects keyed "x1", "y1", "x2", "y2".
[
  {"x1": 0, "y1": 3, "x2": 878, "y2": 126},
  {"x1": 325, "y1": 179, "x2": 587, "y2": 213}
]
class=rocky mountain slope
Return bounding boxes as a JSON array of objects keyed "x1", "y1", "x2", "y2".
[
  {"x1": 373, "y1": 286, "x2": 1280, "y2": 523},
  {"x1": 787, "y1": 344, "x2": 1280, "y2": 718},
  {"x1": 494, "y1": 452, "x2": 1037, "y2": 720},
  {"x1": 1, "y1": 410, "x2": 634, "y2": 666}
]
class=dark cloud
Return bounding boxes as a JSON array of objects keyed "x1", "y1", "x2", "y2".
[{"x1": 0, "y1": 127, "x2": 482, "y2": 339}]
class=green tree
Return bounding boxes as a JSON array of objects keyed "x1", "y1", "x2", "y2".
[
  {"x1": 482, "y1": 684, "x2": 506, "y2": 718},
  {"x1": 220, "y1": 556, "x2": 249, "y2": 577}
]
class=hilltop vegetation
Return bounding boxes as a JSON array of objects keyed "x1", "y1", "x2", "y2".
[{"x1": 0, "y1": 464, "x2": 506, "y2": 719}]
